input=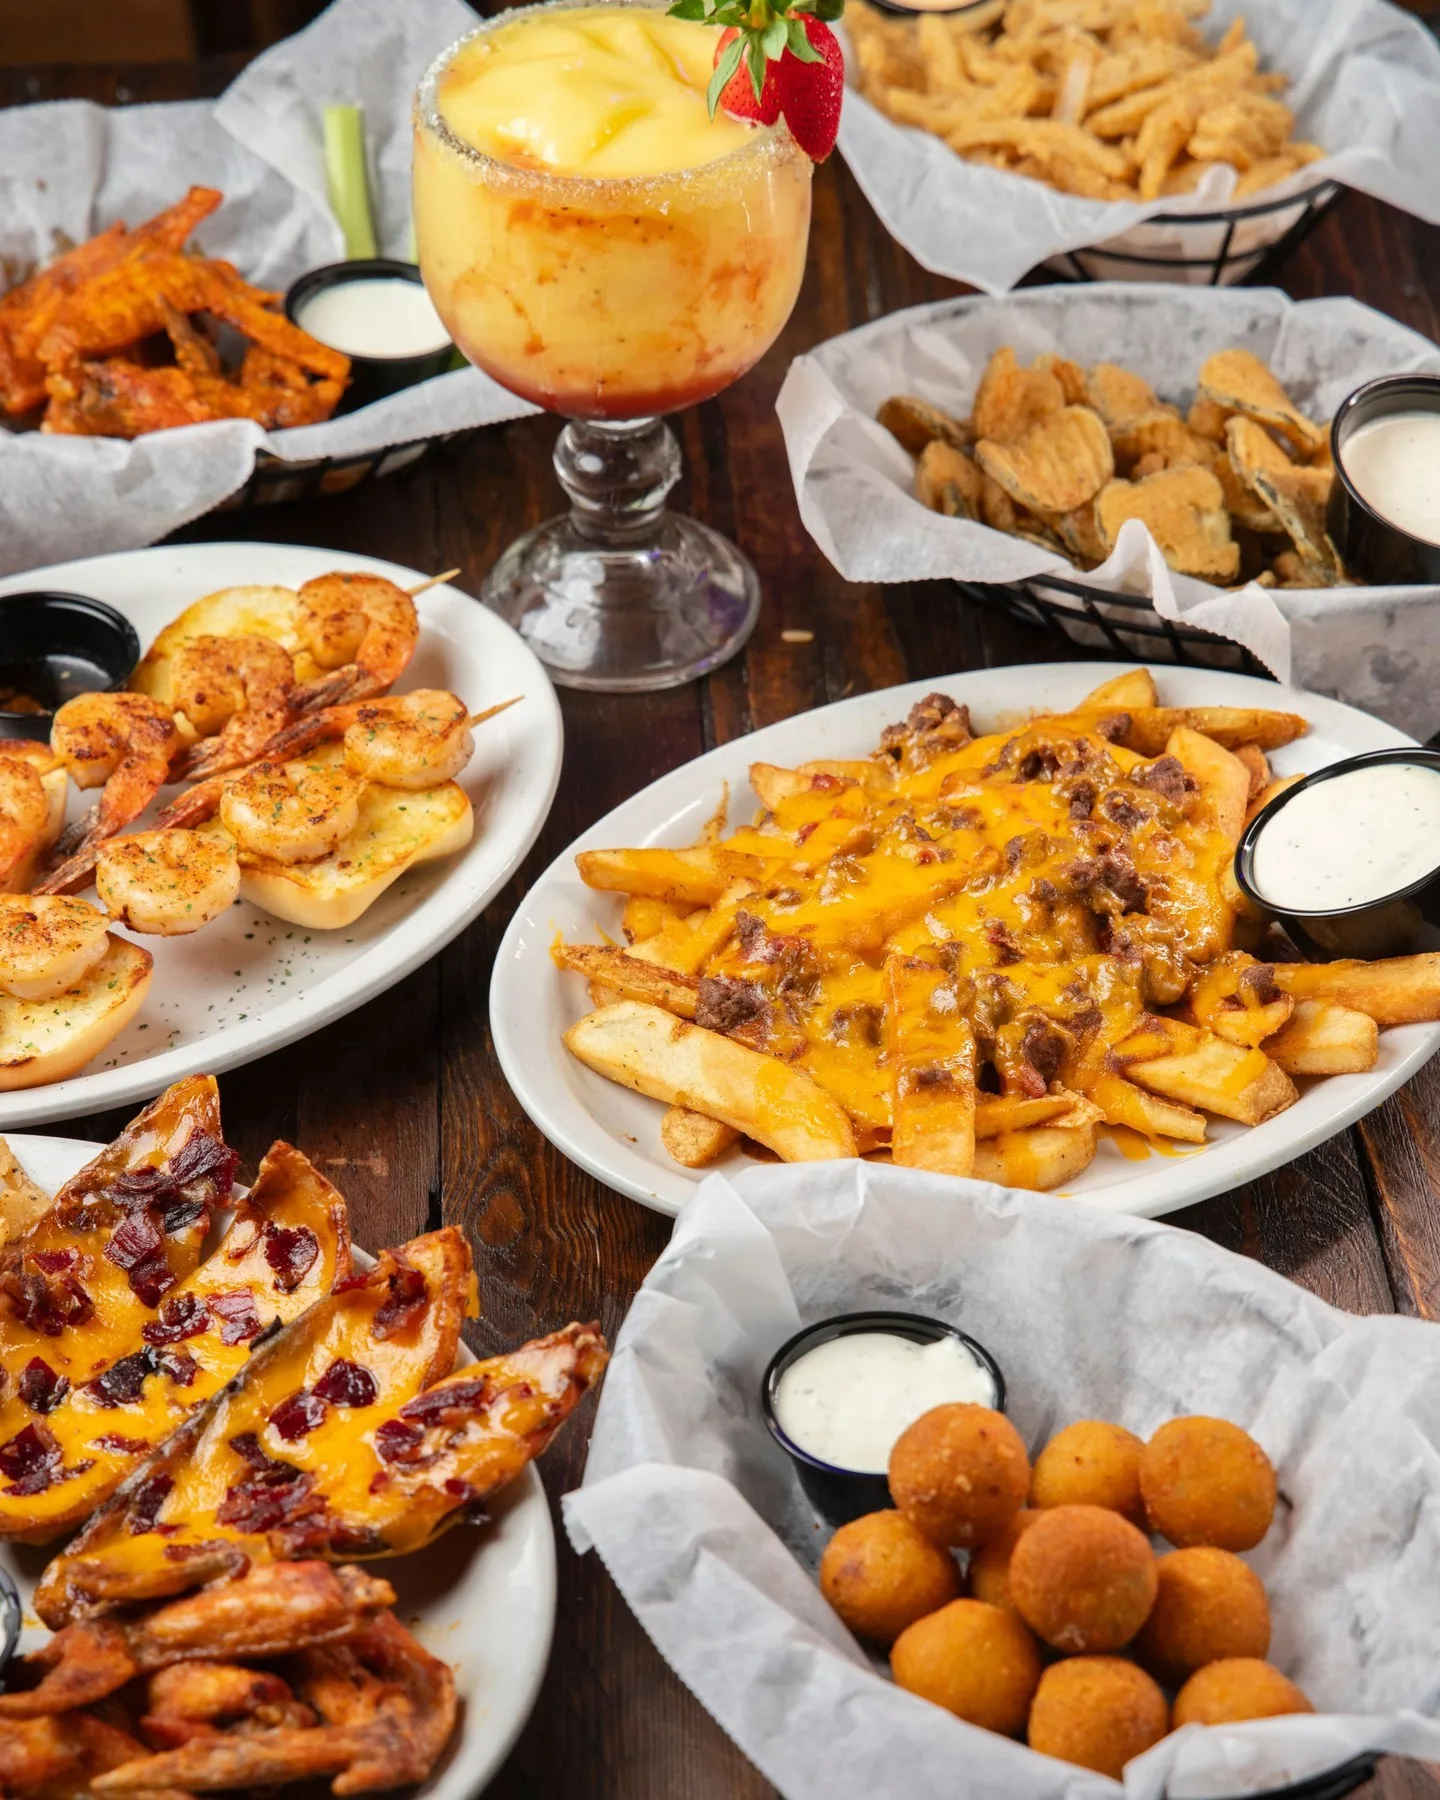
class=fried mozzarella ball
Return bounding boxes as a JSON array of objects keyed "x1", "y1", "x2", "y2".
[
  {"x1": 1136, "y1": 1547, "x2": 1271, "y2": 1680},
  {"x1": 819, "y1": 1509, "x2": 959, "y2": 1645},
  {"x1": 891, "y1": 1599, "x2": 1042, "y2": 1736},
  {"x1": 1031, "y1": 1420, "x2": 1145, "y2": 1525},
  {"x1": 1028, "y1": 1656, "x2": 1169, "y2": 1779},
  {"x1": 967, "y1": 1508, "x2": 1039, "y2": 1615},
  {"x1": 1010, "y1": 1503, "x2": 1158, "y2": 1653},
  {"x1": 1173, "y1": 1658, "x2": 1313, "y2": 1727},
  {"x1": 888, "y1": 1404, "x2": 1029, "y2": 1549},
  {"x1": 1141, "y1": 1417, "x2": 1277, "y2": 1551}
]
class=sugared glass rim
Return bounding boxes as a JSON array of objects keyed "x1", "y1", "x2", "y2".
[{"x1": 413, "y1": 0, "x2": 804, "y2": 199}]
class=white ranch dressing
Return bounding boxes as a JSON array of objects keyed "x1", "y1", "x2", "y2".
[
  {"x1": 296, "y1": 278, "x2": 450, "y2": 360},
  {"x1": 773, "y1": 1330, "x2": 995, "y2": 1473},
  {"x1": 1340, "y1": 411, "x2": 1440, "y2": 547},
  {"x1": 1250, "y1": 761, "x2": 1440, "y2": 912}
]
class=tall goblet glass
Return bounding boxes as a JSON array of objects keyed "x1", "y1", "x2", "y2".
[{"x1": 413, "y1": 1, "x2": 813, "y2": 691}]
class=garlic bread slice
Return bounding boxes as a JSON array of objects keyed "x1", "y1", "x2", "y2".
[
  {"x1": 0, "y1": 936, "x2": 152, "y2": 1090},
  {"x1": 130, "y1": 585, "x2": 315, "y2": 704}
]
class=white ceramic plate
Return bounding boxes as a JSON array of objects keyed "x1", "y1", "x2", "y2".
[
  {"x1": 491, "y1": 662, "x2": 1440, "y2": 1220},
  {"x1": 1, "y1": 1136, "x2": 557, "y2": 1800},
  {"x1": 0, "y1": 543, "x2": 563, "y2": 1129}
]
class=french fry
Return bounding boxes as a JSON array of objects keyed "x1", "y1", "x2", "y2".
[
  {"x1": 1244, "y1": 773, "x2": 1301, "y2": 829},
  {"x1": 1088, "y1": 1072, "x2": 1208, "y2": 1144},
  {"x1": 621, "y1": 894, "x2": 687, "y2": 944},
  {"x1": 885, "y1": 957, "x2": 977, "y2": 1176},
  {"x1": 1271, "y1": 955, "x2": 1440, "y2": 1026},
  {"x1": 1265, "y1": 999, "x2": 1378, "y2": 1076},
  {"x1": 1233, "y1": 743, "x2": 1269, "y2": 799},
  {"x1": 554, "y1": 943, "x2": 699, "y2": 1020},
  {"x1": 660, "y1": 1106, "x2": 741, "y2": 1168},
  {"x1": 750, "y1": 764, "x2": 815, "y2": 810},
  {"x1": 564, "y1": 1003, "x2": 857, "y2": 1163},
  {"x1": 1127, "y1": 1033, "x2": 1297, "y2": 1126},
  {"x1": 1081, "y1": 668, "x2": 1159, "y2": 709},
  {"x1": 1064, "y1": 705, "x2": 1308, "y2": 754},
  {"x1": 628, "y1": 884, "x2": 752, "y2": 974},
  {"x1": 974, "y1": 1093, "x2": 1076, "y2": 1138},
  {"x1": 1188, "y1": 951, "x2": 1293, "y2": 1047},
  {"x1": 576, "y1": 846, "x2": 779, "y2": 905},
  {"x1": 973, "y1": 1125, "x2": 1097, "y2": 1190},
  {"x1": 1166, "y1": 724, "x2": 1250, "y2": 843}
]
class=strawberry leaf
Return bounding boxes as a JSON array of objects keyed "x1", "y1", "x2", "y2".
[
  {"x1": 785, "y1": 17, "x2": 822, "y2": 59},
  {"x1": 761, "y1": 16, "x2": 789, "y2": 57},
  {"x1": 706, "y1": 31, "x2": 746, "y2": 117},
  {"x1": 667, "y1": 0, "x2": 706, "y2": 16},
  {"x1": 744, "y1": 34, "x2": 770, "y2": 100}
]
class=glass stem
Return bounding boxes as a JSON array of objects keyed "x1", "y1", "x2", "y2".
[{"x1": 553, "y1": 417, "x2": 682, "y2": 547}]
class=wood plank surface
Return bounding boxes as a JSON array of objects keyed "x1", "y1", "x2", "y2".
[{"x1": 5, "y1": 42, "x2": 1439, "y2": 1800}]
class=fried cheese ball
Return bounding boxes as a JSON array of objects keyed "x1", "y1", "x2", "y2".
[
  {"x1": 819, "y1": 1509, "x2": 959, "y2": 1645},
  {"x1": 1031, "y1": 1421, "x2": 1145, "y2": 1524},
  {"x1": 968, "y1": 1508, "x2": 1039, "y2": 1614},
  {"x1": 1028, "y1": 1657, "x2": 1170, "y2": 1779},
  {"x1": 888, "y1": 1404, "x2": 1029, "y2": 1550},
  {"x1": 1173, "y1": 1658, "x2": 1314, "y2": 1727},
  {"x1": 891, "y1": 1599, "x2": 1042, "y2": 1736},
  {"x1": 1141, "y1": 1417, "x2": 1277, "y2": 1551},
  {"x1": 1136, "y1": 1547, "x2": 1271, "y2": 1680},
  {"x1": 1010, "y1": 1504, "x2": 1158, "y2": 1653}
]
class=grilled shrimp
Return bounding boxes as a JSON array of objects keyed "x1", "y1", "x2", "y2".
[
  {"x1": 0, "y1": 895, "x2": 110, "y2": 1001},
  {"x1": 0, "y1": 744, "x2": 63, "y2": 892},
  {"x1": 95, "y1": 830, "x2": 240, "y2": 936},
  {"x1": 37, "y1": 693, "x2": 182, "y2": 894},
  {"x1": 341, "y1": 690, "x2": 475, "y2": 790},
  {"x1": 218, "y1": 761, "x2": 364, "y2": 864},
  {"x1": 172, "y1": 636, "x2": 296, "y2": 780},
  {"x1": 291, "y1": 574, "x2": 419, "y2": 708}
]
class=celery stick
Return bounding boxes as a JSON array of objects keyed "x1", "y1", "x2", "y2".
[{"x1": 323, "y1": 104, "x2": 378, "y2": 260}]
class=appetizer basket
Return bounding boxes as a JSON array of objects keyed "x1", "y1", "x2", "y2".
[{"x1": 220, "y1": 427, "x2": 480, "y2": 511}]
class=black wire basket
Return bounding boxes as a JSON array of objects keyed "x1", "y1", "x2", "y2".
[
  {"x1": 954, "y1": 572, "x2": 1270, "y2": 675},
  {"x1": 217, "y1": 426, "x2": 480, "y2": 512},
  {"x1": 1045, "y1": 180, "x2": 1344, "y2": 287}
]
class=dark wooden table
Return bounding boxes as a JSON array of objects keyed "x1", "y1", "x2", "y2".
[{"x1": 8, "y1": 45, "x2": 1440, "y2": 1800}]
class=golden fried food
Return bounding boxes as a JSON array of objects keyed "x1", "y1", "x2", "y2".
[
  {"x1": 0, "y1": 187, "x2": 348, "y2": 438},
  {"x1": 1173, "y1": 1657, "x2": 1314, "y2": 1726},
  {"x1": 1030, "y1": 1421, "x2": 1145, "y2": 1524},
  {"x1": 1009, "y1": 1503, "x2": 1157, "y2": 1653},
  {"x1": 886, "y1": 344, "x2": 1340, "y2": 588},
  {"x1": 1140, "y1": 1416, "x2": 1277, "y2": 1550},
  {"x1": 1027, "y1": 1656, "x2": 1170, "y2": 1779},
  {"x1": 1136, "y1": 1547, "x2": 1271, "y2": 1679},
  {"x1": 819, "y1": 1509, "x2": 959, "y2": 1644},
  {"x1": 891, "y1": 1599, "x2": 1042, "y2": 1735},
  {"x1": 846, "y1": 0, "x2": 1322, "y2": 206},
  {"x1": 967, "y1": 1507, "x2": 1039, "y2": 1614},
  {"x1": 888, "y1": 1403, "x2": 1030, "y2": 1549}
]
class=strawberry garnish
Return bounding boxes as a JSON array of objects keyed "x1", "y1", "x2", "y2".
[{"x1": 670, "y1": 0, "x2": 846, "y2": 162}]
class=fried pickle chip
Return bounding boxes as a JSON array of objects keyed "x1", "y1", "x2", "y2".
[
  {"x1": 878, "y1": 395, "x2": 974, "y2": 456},
  {"x1": 1036, "y1": 352, "x2": 1089, "y2": 406},
  {"x1": 1187, "y1": 397, "x2": 1233, "y2": 442},
  {"x1": 1086, "y1": 363, "x2": 1169, "y2": 433},
  {"x1": 1199, "y1": 349, "x2": 1326, "y2": 457},
  {"x1": 1269, "y1": 549, "x2": 1331, "y2": 589},
  {"x1": 1227, "y1": 416, "x2": 1337, "y2": 575},
  {"x1": 1110, "y1": 411, "x2": 1217, "y2": 476},
  {"x1": 916, "y1": 439, "x2": 983, "y2": 521},
  {"x1": 976, "y1": 405, "x2": 1114, "y2": 516},
  {"x1": 1050, "y1": 501, "x2": 1108, "y2": 569},
  {"x1": 1215, "y1": 449, "x2": 1279, "y2": 533},
  {"x1": 1096, "y1": 465, "x2": 1239, "y2": 582},
  {"x1": 973, "y1": 347, "x2": 1065, "y2": 444}
]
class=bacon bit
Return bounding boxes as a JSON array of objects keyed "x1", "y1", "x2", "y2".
[
  {"x1": 795, "y1": 820, "x2": 819, "y2": 844},
  {"x1": 29, "y1": 1250, "x2": 75, "y2": 1274},
  {"x1": 400, "y1": 1376, "x2": 490, "y2": 1425},
  {"x1": 96, "y1": 1433, "x2": 151, "y2": 1454},
  {"x1": 271, "y1": 1391, "x2": 327, "y2": 1442},
  {"x1": 18, "y1": 1358, "x2": 68, "y2": 1414},
  {"x1": 314, "y1": 1359, "x2": 377, "y2": 1408},
  {"x1": 141, "y1": 1293, "x2": 210, "y2": 1346},
  {"x1": 208, "y1": 1289, "x2": 263, "y2": 1345},
  {"x1": 373, "y1": 1418, "x2": 425, "y2": 1465},
  {"x1": 126, "y1": 1471, "x2": 173, "y2": 1534},
  {"x1": 2, "y1": 1269, "x2": 93, "y2": 1337},
  {"x1": 87, "y1": 1348, "x2": 156, "y2": 1408},
  {"x1": 332, "y1": 1271, "x2": 372, "y2": 1294},
  {"x1": 217, "y1": 1470, "x2": 320, "y2": 1535},
  {"x1": 443, "y1": 1478, "x2": 469, "y2": 1497},
  {"x1": 263, "y1": 1223, "x2": 320, "y2": 1293},
  {"x1": 159, "y1": 1198, "x2": 207, "y2": 1234},
  {"x1": 0, "y1": 1422, "x2": 62, "y2": 1495},
  {"x1": 105, "y1": 1208, "x2": 175, "y2": 1308},
  {"x1": 371, "y1": 1260, "x2": 427, "y2": 1341},
  {"x1": 158, "y1": 1349, "x2": 199, "y2": 1387},
  {"x1": 228, "y1": 1432, "x2": 297, "y2": 1482}
]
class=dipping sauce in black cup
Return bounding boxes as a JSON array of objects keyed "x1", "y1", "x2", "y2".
[
  {"x1": 0, "y1": 592, "x2": 139, "y2": 739},
  {"x1": 1235, "y1": 747, "x2": 1440, "y2": 960},
  {"x1": 1328, "y1": 374, "x2": 1440, "y2": 585},
  {"x1": 285, "y1": 259, "x2": 454, "y2": 415},
  {"x1": 762, "y1": 1312, "x2": 1005, "y2": 1526}
]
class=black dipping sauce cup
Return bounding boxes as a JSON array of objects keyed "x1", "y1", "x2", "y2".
[
  {"x1": 1234, "y1": 747, "x2": 1440, "y2": 960},
  {"x1": 284, "y1": 260, "x2": 454, "y2": 416},
  {"x1": 761, "y1": 1311, "x2": 1005, "y2": 1527},
  {"x1": 0, "y1": 592, "x2": 139, "y2": 740},
  {"x1": 1328, "y1": 374, "x2": 1440, "y2": 586}
]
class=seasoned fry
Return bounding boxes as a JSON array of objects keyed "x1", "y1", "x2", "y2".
[
  {"x1": 661, "y1": 1106, "x2": 741, "y2": 1167},
  {"x1": 576, "y1": 846, "x2": 777, "y2": 904},
  {"x1": 1125, "y1": 1028, "x2": 1297, "y2": 1126},
  {"x1": 973, "y1": 1125, "x2": 1097, "y2": 1190},
  {"x1": 1266, "y1": 999, "x2": 1378, "y2": 1076},
  {"x1": 886, "y1": 956, "x2": 977, "y2": 1176},
  {"x1": 1271, "y1": 955, "x2": 1440, "y2": 1026},
  {"x1": 552, "y1": 942, "x2": 699, "y2": 1019}
]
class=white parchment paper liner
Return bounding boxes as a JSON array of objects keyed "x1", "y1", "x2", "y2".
[
  {"x1": 836, "y1": 0, "x2": 1440, "y2": 294},
  {"x1": 0, "y1": 0, "x2": 536, "y2": 577},
  {"x1": 777, "y1": 285, "x2": 1440, "y2": 738},
  {"x1": 565, "y1": 1162, "x2": 1440, "y2": 1800}
]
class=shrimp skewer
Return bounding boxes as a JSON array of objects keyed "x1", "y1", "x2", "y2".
[
  {"x1": 219, "y1": 762, "x2": 365, "y2": 865},
  {"x1": 37, "y1": 693, "x2": 182, "y2": 895},
  {"x1": 289, "y1": 574, "x2": 420, "y2": 710},
  {"x1": 0, "y1": 895, "x2": 111, "y2": 1001},
  {"x1": 0, "y1": 742, "x2": 67, "y2": 893},
  {"x1": 95, "y1": 831, "x2": 240, "y2": 935},
  {"x1": 171, "y1": 635, "x2": 297, "y2": 781}
]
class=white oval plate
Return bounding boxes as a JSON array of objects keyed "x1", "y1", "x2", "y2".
[
  {"x1": 491, "y1": 662, "x2": 1440, "y2": 1220},
  {"x1": 1, "y1": 1135, "x2": 556, "y2": 1800},
  {"x1": 0, "y1": 543, "x2": 563, "y2": 1129}
]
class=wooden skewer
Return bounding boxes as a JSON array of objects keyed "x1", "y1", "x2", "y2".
[
  {"x1": 468, "y1": 697, "x2": 523, "y2": 728},
  {"x1": 408, "y1": 568, "x2": 461, "y2": 598}
]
